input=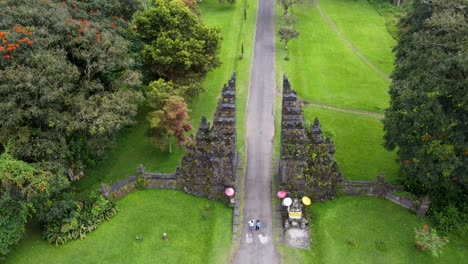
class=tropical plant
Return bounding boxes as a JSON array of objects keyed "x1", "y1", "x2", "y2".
[
  {"x1": 41, "y1": 192, "x2": 117, "y2": 245},
  {"x1": 415, "y1": 225, "x2": 448, "y2": 257},
  {"x1": 0, "y1": 151, "x2": 68, "y2": 258}
]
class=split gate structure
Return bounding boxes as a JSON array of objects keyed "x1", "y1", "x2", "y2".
[
  {"x1": 279, "y1": 75, "x2": 343, "y2": 201},
  {"x1": 177, "y1": 74, "x2": 238, "y2": 200}
]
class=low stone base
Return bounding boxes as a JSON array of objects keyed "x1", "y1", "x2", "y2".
[{"x1": 285, "y1": 228, "x2": 310, "y2": 249}]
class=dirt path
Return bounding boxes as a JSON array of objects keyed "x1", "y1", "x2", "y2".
[
  {"x1": 232, "y1": 0, "x2": 280, "y2": 263},
  {"x1": 315, "y1": 1, "x2": 392, "y2": 83},
  {"x1": 303, "y1": 102, "x2": 384, "y2": 118}
]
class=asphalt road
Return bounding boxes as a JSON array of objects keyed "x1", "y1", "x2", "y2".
[{"x1": 232, "y1": 0, "x2": 280, "y2": 263}]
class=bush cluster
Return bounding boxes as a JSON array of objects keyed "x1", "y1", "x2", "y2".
[
  {"x1": 41, "y1": 192, "x2": 117, "y2": 245},
  {"x1": 415, "y1": 225, "x2": 448, "y2": 257}
]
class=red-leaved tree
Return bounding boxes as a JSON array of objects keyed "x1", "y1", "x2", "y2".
[{"x1": 148, "y1": 96, "x2": 193, "y2": 152}]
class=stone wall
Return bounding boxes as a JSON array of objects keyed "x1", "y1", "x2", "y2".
[
  {"x1": 342, "y1": 175, "x2": 431, "y2": 217},
  {"x1": 101, "y1": 171, "x2": 177, "y2": 200},
  {"x1": 177, "y1": 74, "x2": 238, "y2": 200},
  {"x1": 280, "y1": 76, "x2": 343, "y2": 201}
]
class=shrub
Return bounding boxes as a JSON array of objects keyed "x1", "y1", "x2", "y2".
[
  {"x1": 414, "y1": 225, "x2": 448, "y2": 257},
  {"x1": 42, "y1": 192, "x2": 117, "y2": 245},
  {"x1": 431, "y1": 205, "x2": 468, "y2": 235}
]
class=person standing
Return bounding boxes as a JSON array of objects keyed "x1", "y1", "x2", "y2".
[
  {"x1": 255, "y1": 220, "x2": 261, "y2": 231},
  {"x1": 248, "y1": 220, "x2": 255, "y2": 233}
]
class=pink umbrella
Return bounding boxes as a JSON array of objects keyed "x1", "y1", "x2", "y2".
[
  {"x1": 225, "y1": 188, "x2": 235, "y2": 197},
  {"x1": 277, "y1": 190, "x2": 287, "y2": 199}
]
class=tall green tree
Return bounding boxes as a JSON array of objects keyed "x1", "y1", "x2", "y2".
[
  {"x1": 133, "y1": 0, "x2": 221, "y2": 85},
  {"x1": 0, "y1": 0, "x2": 143, "y2": 170},
  {"x1": 383, "y1": 0, "x2": 467, "y2": 231}
]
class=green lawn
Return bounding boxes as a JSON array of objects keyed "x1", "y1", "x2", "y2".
[
  {"x1": 274, "y1": 1, "x2": 399, "y2": 181},
  {"x1": 303, "y1": 106, "x2": 398, "y2": 182},
  {"x1": 5, "y1": 190, "x2": 233, "y2": 264},
  {"x1": 277, "y1": 3, "x2": 390, "y2": 113},
  {"x1": 318, "y1": 0, "x2": 396, "y2": 76},
  {"x1": 75, "y1": 0, "x2": 257, "y2": 193},
  {"x1": 279, "y1": 196, "x2": 468, "y2": 264}
]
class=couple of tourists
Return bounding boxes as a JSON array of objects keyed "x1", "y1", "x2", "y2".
[{"x1": 248, "y1": 219, "x2": 261, "y2": 232}]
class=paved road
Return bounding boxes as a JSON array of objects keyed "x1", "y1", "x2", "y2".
[{"x1": 232, "y1": 0, "x2": 280, "y2": 263}]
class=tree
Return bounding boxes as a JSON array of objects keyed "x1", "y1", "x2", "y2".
[
  {"x1": 0, "y1": 152, "x2": 68, "y2": 258},
  {"x1": 277, "y1": 0, "x2": 304, "y2": 15},
  {"x1": 148, "y1": 96, "x2": 193, "y2": 152},
  {"x1": 278, "y1": 26, "x2": 300, "y2": 50},
  {"x1": 383, "y1": 0, "x2": 467, "y2": 231},
  {"x1": 133, "y1": 0, "x2": 221, "y2": 84},
  {"x1": 0, "y1": 0, "x2": 143, "y2": 170}
]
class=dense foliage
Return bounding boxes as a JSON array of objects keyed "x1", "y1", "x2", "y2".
[
  {"x1": 41, "y1": 192, "x2": 117, "y2": 245},
  {"x1": 0, "y1": 0, "x2": 140, "y2": 257},
  {"x1": 0, "y1": 0, "x2": 143, "y2": 170},
  {"x1": 368, "y1": 0, "x2": 413, "y2": 40},
  {"x1": 133, "y1": 0, "x2": 220, "y2": 147},
  {"x1": 383, "y1": 0, "x2": 467, "y2": 231},
  {"x1": 133, "y1": 0, "x2": 221, "y2": 95},
  {"x1": 0, "y1": 152, "x2": 68, "y2": 258}
]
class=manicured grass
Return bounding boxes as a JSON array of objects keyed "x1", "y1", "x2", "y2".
[
  {"x1": 274, "y1": 2, "x2": 398, "y2": 181},
  {"x1": 276, "y1": 3, "x2": 390, "y2": 113},
  {"x1": 319, "y1": 0, "x2": 396, "y2": 76},
  {"x1": 76, "y1": 0, "x2": 257, "y2": 193},
  {"x1": 279, "y1": 196, "x2": 468, "y2": 263},
  {"x1": 302, "y1": 106, "x2": 398, "y2": 182},
  {"x1": 5, "y1": 190, "x2": 233, "y2": 264}
]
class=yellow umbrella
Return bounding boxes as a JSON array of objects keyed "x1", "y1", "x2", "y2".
[{"x1": 302, "y1": 196, "x2": 311, "y2": 206}]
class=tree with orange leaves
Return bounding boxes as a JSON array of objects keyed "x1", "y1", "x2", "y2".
[{"x1": 148, "y1": 96, "x2": 193, "y2": 153}]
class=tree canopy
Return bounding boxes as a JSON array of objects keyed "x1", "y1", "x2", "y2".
[
  {"x1": 133, "y1": 0, "x2": 221, "y2": 84},
  {"x1": 383, "y1": 0, "x2": 467, "y2": 232},
  {"x1": 0, "y1": 0, "x2": 143, "y2": 169},
  {"x1": 148, "y1": 96, "x2": 192, "y2": 152}
]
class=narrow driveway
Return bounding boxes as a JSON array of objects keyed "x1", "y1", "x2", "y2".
[{"x1": 232, "y1": 0, "x2": 280, "y2": 263}]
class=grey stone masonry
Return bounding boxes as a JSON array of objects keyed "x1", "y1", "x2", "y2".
[
  {"x1": 280, "y1": 75, "x2": 308, "y2": 195},
  {"x1": 177, "y1": 74, "x2": 238, "y2": 200},
  {"x1": 279, "y1": 76, "x2": 343, "y2": 200},
  {"x1": 341, "y1": 175, "x2": 431, "y2": 217},
  {"x1": 304, "y1": 118, "x2": 343, "y2": 201}
]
